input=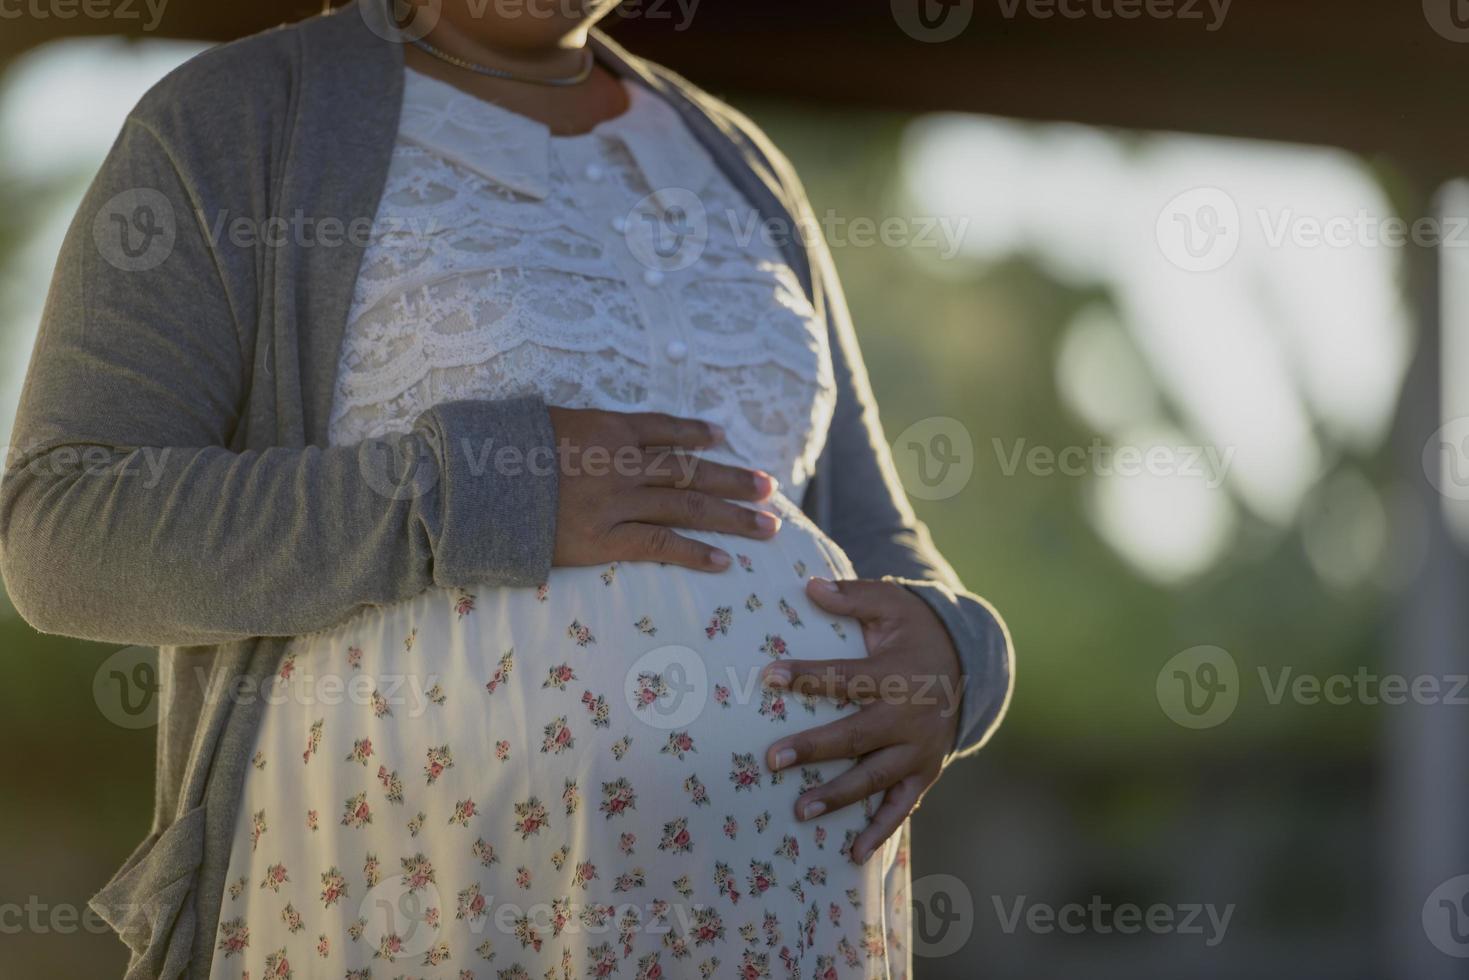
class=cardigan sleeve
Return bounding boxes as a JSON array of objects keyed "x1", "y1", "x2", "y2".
[
  {"x1": 0, "y1": 118, "x2": 558, "y2": 648},
  {"x1": 811, "y1": 230, "x2": 1015, "y2": 761}
]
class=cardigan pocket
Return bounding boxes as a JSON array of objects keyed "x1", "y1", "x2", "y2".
[{"x1": 89, "y1": 803, "x2": 207, "y2": 980}]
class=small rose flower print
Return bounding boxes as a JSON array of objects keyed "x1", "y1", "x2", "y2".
[
  {"x1": 683, "y1": 774, "x2": 710, "y2": 807},
  {"x1": 600, "y1": 777, "x2": 636, "y2": 819},
  {"x1": 279, "y1": 653, "x2": 296, "y2": 682},
  {"x1": 216, "y1": 917, "x2": 249, "y2": 958},
  {"x1": 515, "y1": 866, "x2": 531, "y2": 889},
  {"x1": 345, "y1": 737, "x2": 373, "y2": 766},
  {"x1": 567, "y1": 619, "x2": 596, "y2": 647},
  {"x1": 454, "y1": 588, "x2": 476, "y2": 618},
  {"x1": 601, "y1": 564, "x2": 618, "y2": 585},
  {"x1": 316, "y1": 934, "x2": 329, "y2": 959},
  {"x1": 661, "y1": 730, "x2": 696, "y2": 759},
  {"x1": 814, "y1": 954, "x2": 837, "y2": 980},
  {"x1": 730, "y1": 753, "x2": 762, "y2": 791},
  {"x1": 543, "y1": 663, "x2": 576, "y2": 690},
  {"x1": 475, "y1": 938, "x2": 495, "y2": 960},
  {"x1": 263, "y1": 947, "x2": 292, "y2": 979},
  {"x1": 760, "y1": 634, "x2": 788, "y2": 659},
  {"x1": 704, "y1": 605, "x2": 733, "y2": 638},
  {"x1": 377, "y1": 765, "x2": 404, "y2": 804},
  {"x1": 830, "y1": 620, "x2": 848, "y2": 641},
  {"x1": 320, "y1": 866, "x2": 348, "y2": 908},
  {"x1": 737, "y1": 553, "x2": 754, "y2": 572},
  {"x1": 611, "y1": 736, "x2": 632, "y2": 760},
  {"x1": 423, "y1": 939, "x2": 451, "y2": 966},
  {"x1": 260, "y1": 863, "x2": 289, "y2": 893},
  {"x1": 672, "y1": 875, "x2": 693, "y2": 900},
  {"x1": 408, "y1": 811, "x2": 426, "y2": 836},
  {"x1": 755, "y1": 810, "x2": 771, "y2": 834},
  {"x1": 403, "y1": 628, "x2": 417, "y2": 654},
  {"x1": 471, "y1": 837, "x2": 498, "y2": 867},
  {"x1": 762, "y1": 911, "x2": 781, "y2": 947},
  {"x1": 778, "y1": 598, "x2": 804, "y2": 628},
  {"x1": 550, "y1": 845, "x2": 569, "y2": 871},
  {"x1": 399, "y1": 852, "x2": 436, "y2": 892},
  {"x1": 540, "y1": 716, "x2": 574, "y2": 754},
  {"x1": 374, "y1": 932, "x2": 404, "y2": 962},
  {"x1": 634, "y1": 615, "x2": 657, "y2": 636},
  {"x1": 758, "y1": 688, "x2": 788, "y2": 722},
  {"x1": 424, "y1": 744, "x2": 454, "y2": 784},
  {"x1": 562, "y1": 778, "x2": 581, "y2": 815},
  {"x1": 806, "y1": 865, "x2": 828, "y2": 887},
  {"x1": 228, "y1": 875, "x2": 248, "y2": 901},
  {"x1": 619, "y1": 832, "x2": 636, "y2": 854},
  {"x1": 363, "y1": 853, "x2": 381, "y2": 888},
  {"x1": 302, "y1": 718, "x2": 323, "y2": 764},
  {"x1": 370, "y1": 689, "x2": 392, "y2": 718},
  {"x1": 723, "y1": 815, "x2": 738, "y2": 839},
  {"x1": 250, "y1": 809, "x2": 268, "y2": 852},
  {"x1": 349, "y1": 918, "x2": 366, "y2": 942},
  {"x1": 613, "y1": 868, "x2": 646, "y2": 893},
  {"x1": 776, "y1": 835, "x2": 800, "y2": 863},
  {"x1": 793, "y1": 560, "x2": 807, "y2": 577},
  {"x1": 698, "y1": 956, "x2": 721, "y2": 978},
  {"x1": 536, "y1": 582, "x2": 549, "y2": 602},
  {"x1": 486, "y1": 649, "x2": 514, "y2": 694},
  {"x1": 713, "y1": 862, "x2": 740, "y2": 905},
  {"x1": 862, "y1": 922, "x2": 886, "y2": 959},
  {"x1": 513, "y1": 913, "x2": 543, "y2": 951},
  {"x1": 514, "y1": 796, "x2": 549, "y2": 839},
  {"x1": 448, "y1": 798, "x2": 478, "y2": 826},
  {"x1": 251, "y1": 750, "x2": 266, "y2": 770},
  {"x1": 346, "y1": 645, "x2": 362, "y2": 670},
  {"x1": 632, "y1": 672, "x2": 668, "y2": 710},
  {"x1": 635, "y1": 951, "x2": 663, "y2": 980},
  {"x1": 495, "y1": 739, "x2": 510, "y2": 761},
  {"x1": 340, "y1": 792, "x2": 371, "y2": 829},
  {"x1": 692, "y1": 907, "x2": 725, "y2": 946},
  {"x1": 426, "y1": 682, "x2": 446, "y2": 706},
  {"x1": 581, "y1": 690, "x2": 611, "y2": 727},
  {"x1": 306, "y1": 809, "x2": 318, "y2": 832},
  {"x1": 457, "y1": 883, "x2": 487, "y2": 923},
  {"x1": 588, "y1": 942, "x2": 617, "y2": 976},
  {"x1": 747, "y1": 859, "x2": 777, "y2": 897},
  {"x1": 745, "y1": 593, "x2": 762, "y2": 611},
  {"x1": 658, "y1": 817, "x2": 692, "y2": 854},
  {"x1": 714, "y1": 684, "x2": 732, "y2": 708},
  {"x1": 280, "y1": 903, "x2": 303, "y2": 934},
  {"x1": 573, "y1": 860, "x2": 598, "y2": 889}
]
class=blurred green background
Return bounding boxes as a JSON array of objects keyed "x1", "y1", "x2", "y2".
[{"x1": 0, "y1": 32, "x2": 1453, "y2": 980}]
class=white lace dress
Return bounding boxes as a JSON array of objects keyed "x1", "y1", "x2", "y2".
[{"x1": 209, "y1": 69, "x2": 911, "y2": 980}]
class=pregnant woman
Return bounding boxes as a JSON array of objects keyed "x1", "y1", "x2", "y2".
[{"x1": 0, "y1": 2, "x2": 1013, "y2": 978}]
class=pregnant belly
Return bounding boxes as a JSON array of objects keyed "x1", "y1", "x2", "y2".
[{"x1": 218, "y1": 492, "x2": 908, "y2": 979}]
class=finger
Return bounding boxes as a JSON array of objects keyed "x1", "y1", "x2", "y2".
[
  {"x1": 642, "y1": 453, "x2": 775, "y2": 501},
  {"x1": 605, "y1": 522, "x2": 731, "y2": 572},
  {"x1": 762, "y1": 655, "x2": 887, "y2": 702},
  {"x1": 850, "y1": 773, "x2": 928, "y2": 865},
  {"x1": 791, "y1": 743, "x2": 913, "y2": 823},
  {"x1": 625, "y1": 412, "x2": 724, "y2": 450},
  {"x1": 633, "y1": 489, "x2": 780, "y2": 540},
  {"x1": 765, "y1": 705, "x2": 896, "y2": 772},
  {"x1": 805, "y1": 577, "x2": 906, "y2": 623}
]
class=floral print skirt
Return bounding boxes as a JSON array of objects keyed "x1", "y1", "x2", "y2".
[{"x1": 209, "y1": 492, "x2": 911, "y2": 980}]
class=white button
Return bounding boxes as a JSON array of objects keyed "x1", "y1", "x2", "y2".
[
  {"x1": 611, "y1": 215, "x2": 627, "y2": 233},
  {"x1": 584, "y1": 163, "x2": 604, "y2": 181},
  {"x1": 665, "y1": 339, "x2": 688, "y2": 362},
  {"x1": 642, "y1": 268, "x2": 665, "y2": 287}
]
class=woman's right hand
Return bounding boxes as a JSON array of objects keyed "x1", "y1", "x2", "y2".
[{"x1": 548, "y1": 407, "x2": 781, "y2": 571}]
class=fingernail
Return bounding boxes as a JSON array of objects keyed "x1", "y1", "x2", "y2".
[
  {"x1": 802, "y1": 800, "x2": 826, "y2": 820},
  {"x1": 756, "y1": 512, "x2": 780, "y2": 534},
  {"x1": 773, "y1": 748, "x2": 796, "y2": 770},
  {"x1": 754, "y1": 471, "x2": 775, "y2": 497},
  {"x1": 810, "y1": 577, "x2": 839, "y2": 593},
  {"x1": 710, "y1": 550, "x2": 731, "y2": 569},
  {"x1": 763, "y1": 664, "x2": 791, "y2": 688}
]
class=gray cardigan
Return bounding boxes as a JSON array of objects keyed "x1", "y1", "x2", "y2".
[{"x1": 0, "y1": 5, "x2": 1012, "y2": 977}]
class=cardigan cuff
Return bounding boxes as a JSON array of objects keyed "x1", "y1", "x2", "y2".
[
  {"x1": 415, "y1": 396, "x2": 559, "y2": 589},
  {"x1": 891, "y1": 577, "x2": 1014, "y2": 761}
]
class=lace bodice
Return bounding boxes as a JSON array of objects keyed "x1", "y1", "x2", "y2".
[{"x1": 329, "y1": 68, "x2": 836, "y2": 497}]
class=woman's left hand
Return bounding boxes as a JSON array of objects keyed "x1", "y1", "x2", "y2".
[{"x1": 761, "y1": 576, "x2": 963, "y2": 864}]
